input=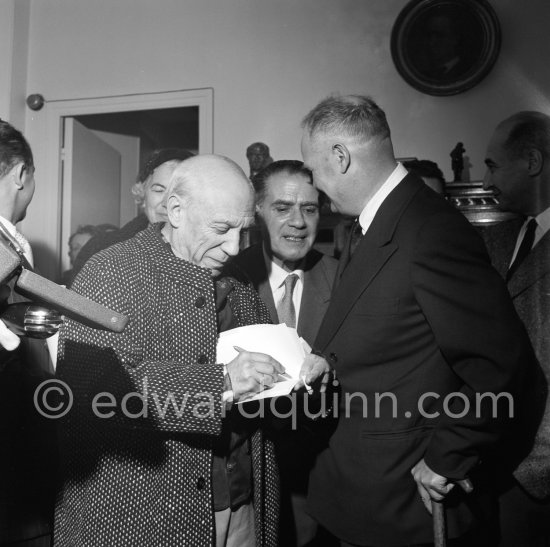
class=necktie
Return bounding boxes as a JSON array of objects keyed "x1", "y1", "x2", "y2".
[
  {"x1": 507, "y1": 218, "x2": 537, "y2": 281},
  {"x1": 335, "y1": 218, "x2": 363, "y2": 285},
  {"x1": 277, "y1": 273, "x2": 299, "y2": 328}
]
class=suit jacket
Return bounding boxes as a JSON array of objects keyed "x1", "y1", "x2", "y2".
[
  {"x1": 230, "y1": 244, "x2": 337, "y2": 347},
  {"x1": 0, "y1": 267, "x2": 57, "y2": 544},
  {"x1": 54, "y1": 226, "x2": 279, "y2": 547},
  {"x1": 308, "y1": 174, "x2": 535, "y2": 546},
  {"x1": 482, "y1": 218, "x2": 550, "y2": 499}
]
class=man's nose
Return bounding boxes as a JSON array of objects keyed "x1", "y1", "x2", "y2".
[
  {"x1": 223, "y1": 232, "x2": 241, "y2": 257},
  {"x1": 288, "y1": 208, "x2": 306, "y2": 227}
]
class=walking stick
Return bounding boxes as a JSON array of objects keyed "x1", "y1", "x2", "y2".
[
  {"x1": 431, "y1": 478, "x2": 473, "y2": 547},
  {"x1": 432, "y1": 500, "x2": 446, "y2": 547}
]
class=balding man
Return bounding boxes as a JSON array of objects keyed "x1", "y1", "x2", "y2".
[
  {"x1": 482, "y1": 111, "x2": 550, "y2": 547},
  {"x1": 54, "y1": 155, "x2": 285, "y2": 547},
  {"x1": 300, "y1": 95, "x2": 536, "y2": 546}
]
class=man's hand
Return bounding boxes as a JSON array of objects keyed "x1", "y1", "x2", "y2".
[
  {"x1": 0, "y1": 320, "x2": 20, "y2": 351},
  {"x1": 0, "y1": 284, "x2": 19, "y2": 351},
  {"x1": 293, "y1": 353, "x2": 331, "y2": 393},
  {"x1": 226, "y1": 350, "x2": 285, "y2": 402},
  {"x1": 411, "y1": 458, "x2": 473, "y2": 514}
]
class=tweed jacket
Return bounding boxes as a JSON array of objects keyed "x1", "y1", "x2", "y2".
[
  {"x1": 54, "y1": 225, "x2": 279, "y2": 547},
  {"x1": 229, "y1": 243, "x2": 338, "y2": 346},
  {"x1": 482, "y1": 218, "x2": 550, "y2": 499}
]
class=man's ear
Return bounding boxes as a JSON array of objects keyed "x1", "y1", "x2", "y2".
[
  {"x1": 526, "y1": 148, "x2": 544, "y2": 176},
  {"x1": 331, "y1": 143, "x2": 351, "y2": 174},
  {"x1": 12, "y1": 163, "x2": 27, "y2": 190},
  {"x1": 166, "y1": 194, "x2": 183, "y2": 227}
]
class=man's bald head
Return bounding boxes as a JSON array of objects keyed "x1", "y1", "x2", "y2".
[
  {"x1": 169, "y1": 154, "x2": 253, "y2": 204},
  {"x1": 484, "y1": 111, "x2": 550, "y2": 215},
  {"x1": 163, "y1": 154, "x2": 254, "y2": 276}
]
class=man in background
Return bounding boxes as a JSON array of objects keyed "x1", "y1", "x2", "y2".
[
  {"x1": 72, "y1": 147, "x2": 194, "y2": 280},
  {"x1": 300, "y1": 94, "x2": 536, "y2": 546},
  {"x1": 231, "y1": 159, "x2": 337, "y2": 546},
  {"x1": 0, "y1": 119, "x2": 56, "y2": 546},
  {"x1": 482, "y1": 110, "x2": 550, "y2": 547}
]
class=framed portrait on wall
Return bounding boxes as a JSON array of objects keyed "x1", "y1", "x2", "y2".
[{"x1": 390, "y1": 0, "x2": 501, "y2": 96}]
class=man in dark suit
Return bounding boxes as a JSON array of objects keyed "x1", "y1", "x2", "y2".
[
  {"x1": 482, "y1": 111, "x2": 550, "y2": 547},
  {"x1": 0, "y1": 119, "x2": 57, "y2": 546},
  {"x1": 231, "y1": 159, "x2": 338, "y2": 546},
  {"x1": 300, "y1": 94, "x2": 535, "y2": 546}
]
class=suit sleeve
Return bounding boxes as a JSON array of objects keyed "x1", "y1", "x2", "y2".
[{"x1": 411, "y1": 211, "x2": 534, "y2": 480}]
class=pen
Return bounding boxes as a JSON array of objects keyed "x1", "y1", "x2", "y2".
[{"x1": 233, "y1": 345, "x2": 292, "y2": 380}]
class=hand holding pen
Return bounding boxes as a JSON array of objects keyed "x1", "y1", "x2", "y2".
[{"x1": 226, "y1": 346, "x2": 287, "y2": 401}]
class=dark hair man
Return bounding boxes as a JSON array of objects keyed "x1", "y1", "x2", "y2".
[
  {"x1": 231, "y1": 159, "x2": 338, "y2": 546},
  {"x1": 300, "y1": 94, "x2": 536, "y2": 546},
  {"x1": 0, "y1": 119, "x2": 57, "y2": 545}
]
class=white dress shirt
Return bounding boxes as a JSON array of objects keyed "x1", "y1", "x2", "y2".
[{"x1": 357, "y1": 163, "x2": 408, "y2": 235}]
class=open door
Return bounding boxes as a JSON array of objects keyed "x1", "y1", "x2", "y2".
[{"x1": 60, "y1": 118, "x2": 121, "y2": 272}]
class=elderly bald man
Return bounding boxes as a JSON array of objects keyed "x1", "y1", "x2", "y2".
[{"x1": 54, "y1": 155, "x2": 286, "y2": 547}]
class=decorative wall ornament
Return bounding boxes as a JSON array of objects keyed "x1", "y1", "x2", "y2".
[{"x1": 391, "y1": 0, "x2": 501, "y2": 96}]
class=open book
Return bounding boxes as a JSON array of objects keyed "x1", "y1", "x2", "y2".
[{"x1": 216, "y1": 323, "x2": 311, "y2": 403}]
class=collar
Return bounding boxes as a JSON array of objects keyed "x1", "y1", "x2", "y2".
[
  {"x1": 534, "y1": 205, "x2": 550, "y2": 239},
  {"x1": 262, "y1": 244, "x2": 304, "y2": 292},
  {"x1": 0, "y1": 215, "x2": 17, "y2": 237},
  {"x1": 358, "y1": 163, "x2": 408, "y2": 234}
]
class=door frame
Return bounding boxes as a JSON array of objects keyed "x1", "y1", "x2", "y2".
[{"x1": 25, "y1": 88, "x2": 213, "y2": 280}]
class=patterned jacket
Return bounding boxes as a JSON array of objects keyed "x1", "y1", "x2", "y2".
[{"x1": 54, "y1": 225, "x2": 279, "y2": 546}]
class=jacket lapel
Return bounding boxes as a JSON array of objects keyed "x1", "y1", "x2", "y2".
[
  {"x1": 298, "y1": 255, "x2": 332, "y2": 344},
  {"x1": 241, "y1": 244, "x2": 278, "y2": 323},
  {"x1": 315, "y1": 175, "x2": 422, "y2": 350},
  {"x1": 508, "y1": 229, "x2": 550, "y2": 298}
]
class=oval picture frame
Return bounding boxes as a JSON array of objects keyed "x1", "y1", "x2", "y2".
[{"x1": 391, "y1": 0, "x2": 501, "y2": 96}]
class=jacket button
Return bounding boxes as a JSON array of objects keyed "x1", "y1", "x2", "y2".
[
  {"x1": 196, "y1": 477, "x2": 206, "y2": 490},
  {"x1": 195, "y1": 296, "x2": 206, "y2": 308},
  {"x1": 329, "y1": 352, "x2": 338, "y2": 362},
  {"x1": 197, "y1": 354, "x2": 208, "y2": 365}
]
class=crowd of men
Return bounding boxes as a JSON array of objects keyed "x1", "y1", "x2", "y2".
[{"x1": 0, "y1": 96, "x2": 549, "y2": 547}]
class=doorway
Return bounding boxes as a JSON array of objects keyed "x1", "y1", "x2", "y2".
[{"x1": 25, "y1": 88, "x2": 213, "y2": 280}]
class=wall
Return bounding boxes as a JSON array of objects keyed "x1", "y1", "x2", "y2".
[
  {"x1": 17, "y1": 0, "x2": 550, "y2": 264},
  {"x1": 0, "y1": 0, "x2": 30, "y2": 129}
]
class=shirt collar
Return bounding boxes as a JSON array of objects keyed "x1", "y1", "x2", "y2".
[
  {"x1": 262, "y1": 244, "x2": 304, "y2": 292},
  {"x1": 358, "y1": 163, "x2": 408, "y2": 234},
  {"x1": 534, "y1": 205, "x2": 550, "y2": 237},
  {"x1": 0, "y1": 215, "x2": 17, "y2": 237}
]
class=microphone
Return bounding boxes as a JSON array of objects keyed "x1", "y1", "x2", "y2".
[
  {"x1": 1, "y1": 303, "x2": 63, "y2": 339},
  {"x1": 0, "y1": 223, "x2": 128, "y2": 334}
]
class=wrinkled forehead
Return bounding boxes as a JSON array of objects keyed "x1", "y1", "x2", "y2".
[{"x1": 264, "y1": 172, "x2": 317, "y2": 199}]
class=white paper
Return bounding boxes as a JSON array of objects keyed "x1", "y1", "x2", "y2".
[{"x1": 217, "y1": 323, "x2": 306, "y2": 403}]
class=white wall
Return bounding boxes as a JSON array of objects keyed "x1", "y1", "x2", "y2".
[
  {"x1": 14, "y1": 0, "x2": 550, "y2": 268},
  {"x1": 0, "y1": 0, "x2": 30, "y2": 129}
]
